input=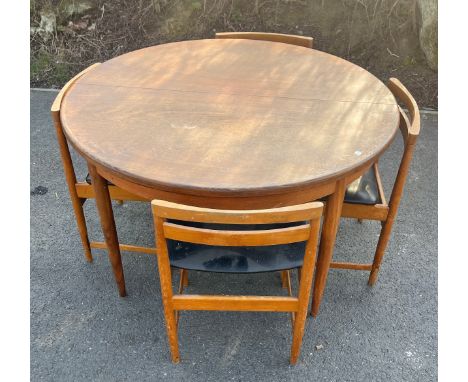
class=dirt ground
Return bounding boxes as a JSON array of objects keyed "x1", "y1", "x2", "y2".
[{"x1": 30, "y1": 0, "x2": 437, "y2": 109}]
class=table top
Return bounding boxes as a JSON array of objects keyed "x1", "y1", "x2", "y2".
[{"x1": 61, "y1": 39, "x2": 399, "y2": 197}]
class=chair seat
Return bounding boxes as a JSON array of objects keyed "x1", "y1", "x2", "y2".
[
  {"x1": 343, "y1": 166, "x2": 382, "y2": 205},
  {"x1": 167, "y1": 221, "x2": 306, "y2": 273},
  {"x1": 85, "y1": 173, "x2": 113, "y2": 185}
]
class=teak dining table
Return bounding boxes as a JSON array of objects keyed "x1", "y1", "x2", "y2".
[{"x1": 58, "y1": 39, "x2": 399, "y2": 316}]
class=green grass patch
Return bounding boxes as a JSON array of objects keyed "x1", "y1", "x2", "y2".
[{"x1": 31, "y1": 50, "x2": 73, "y2": 88}]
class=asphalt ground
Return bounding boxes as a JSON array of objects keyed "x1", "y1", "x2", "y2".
[{"x1": 30, "y1": 89, "x2": 437, "y2": 381}]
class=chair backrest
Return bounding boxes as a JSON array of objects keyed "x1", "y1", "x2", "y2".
[
  {"x1": 215, "y1": 32, "x2": 313, "y2": 49},
  {"x1": 152, "y1": 200, "x2": 323, "y2": 248},
  {"x1": 387, "y1": 78, "x2": 420, "y2": 146},
  {"x1": 385, "y1": 78, "x2": 421, "y2": 214}
]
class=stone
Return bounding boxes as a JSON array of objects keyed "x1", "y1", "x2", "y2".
[
  {"x1": 30, "y1": 11, "x2": 56, "y2": 41},
  {"x1": 60, "y1": 0, "x2": 95, "y2": 19},
  {"x1": 417, "y1": 0, "x2": 438, "y2": 70}
]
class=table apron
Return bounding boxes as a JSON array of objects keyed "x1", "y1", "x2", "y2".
[{"x1": 92, "y1": 160, "x2": 375, "y2": 210}]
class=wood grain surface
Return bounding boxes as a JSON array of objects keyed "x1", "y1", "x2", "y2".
[{"x1": 60, "y1": 39, "x2": 399, "y2": 197}]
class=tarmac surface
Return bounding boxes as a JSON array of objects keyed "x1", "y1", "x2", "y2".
[{"x1": 31, "y1": 89, "x2": 437, "y2": 381}]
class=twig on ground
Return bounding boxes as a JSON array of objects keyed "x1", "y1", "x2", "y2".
[{"x1": 386, "y1": 47, "x2": 400, "y2": 58}]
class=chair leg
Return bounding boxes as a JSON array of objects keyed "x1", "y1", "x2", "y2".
[
  {"x1": 52, "y1": 116, "x2": 93, "y2": 262},
  {"x1": 154, "y1": 217, "x2": 180, "y2": 363},
  {"x1": 281, "y1": 270, "x2": 288, "y2": 289},
  {"x1": 72, "y1": 198, "x2": 93, "y2": 263},
  {"x1": 291, "y1": 220, "x2": 320, "y2": 364},
  {"x1": 368, "y1": 218, "x2": 395, "y2": 286},
  {"x1": 283, "y1": 270, "x2": 295, "y2": 324},
  {"x1": 178, "y1": 269, "x2": 189, "y2": 293},
  {"x1": 182, "y1": 269, "x2": 189, "y2": 287},
  {"x1": 290, "y1": 301, "x2": 309, "y2": 364},
  {"x1": 162, "y1": 306, "x2": 180, "y2": 363},
  {"x1": 290, "y1": 267, "x2": 315, "y2": 363},
  {"x1": 159, "y1": 284, "x2": 180, "y2": 363},
  {"x1": 63, "y1": 180, "x2": 93, "y2": 263}
]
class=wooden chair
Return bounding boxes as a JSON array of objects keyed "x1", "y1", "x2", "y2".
[
  {"x1": 51, "y1": 63, "x2": 148, "y2": 263},
  {"x1": 215, "y1": 31, "x2": 313, "y2": 48},
  {"x1": 151, "y1": 200, "x2": 323, "y2": 364},
  {"x1": 331, "y1": 78, "x2": 421, "y2": 285}
]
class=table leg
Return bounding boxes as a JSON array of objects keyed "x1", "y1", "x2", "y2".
[
  {"x1": 310, "y1": 179, "x2": 346, "y2": 317},
  {"x1": 88, "y1": 163, "x2": 127, "y2": 297}
]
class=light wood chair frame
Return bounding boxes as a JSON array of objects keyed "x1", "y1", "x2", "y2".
[
  {"x1": 51, "y1": 63, "x2": 151, "y2": 263},
  {"x1": 330, "y1": 78, "x2": 421, "y2": 285},
  {"x1": 215, "y1": 31, "x2": 313, "y2": 49},
  {"x1": 152, "y1": 200, "x2": 323, "y2": 364}
]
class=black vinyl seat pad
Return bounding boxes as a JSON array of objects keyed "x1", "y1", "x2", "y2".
[
  {"x1": 166, "y1": 221, "x2": 307, "y2": 274},
  {"x1": 343, "y1": 166, "x2": 382, "y2": 205},
  {"x1": 85, "y1": 173, "x2": 114, "y2": 185}
]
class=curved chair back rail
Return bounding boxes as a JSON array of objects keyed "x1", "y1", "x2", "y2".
[
  {"x1": 151, "y1": 199, "x2": 323, "y2": 364},
  {"x1": 215, "y1": 31, "x2": 313, "y2": 48},
  {"x1": 387, "y1": 77, "x2": 421, "y2": 145},
  {"x1": 385, "y1": 77, "x2": 421, "y2": 213}
]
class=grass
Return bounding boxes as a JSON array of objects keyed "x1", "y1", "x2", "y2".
[
  {"x1": 31, "y1": 50, "x2": 73, "y2": 88},
  {"x1": 29, "y1": 0, "x2": 437, "y2": 108}
]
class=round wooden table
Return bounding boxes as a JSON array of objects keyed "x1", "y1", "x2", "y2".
[{"x1": 60, "y1": 39, "x2": 399, "y2": 313}]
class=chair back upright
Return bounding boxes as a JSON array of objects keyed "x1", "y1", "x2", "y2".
[{"x1": 385, "y1": 78, "x2": 421, "y2": 222}]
